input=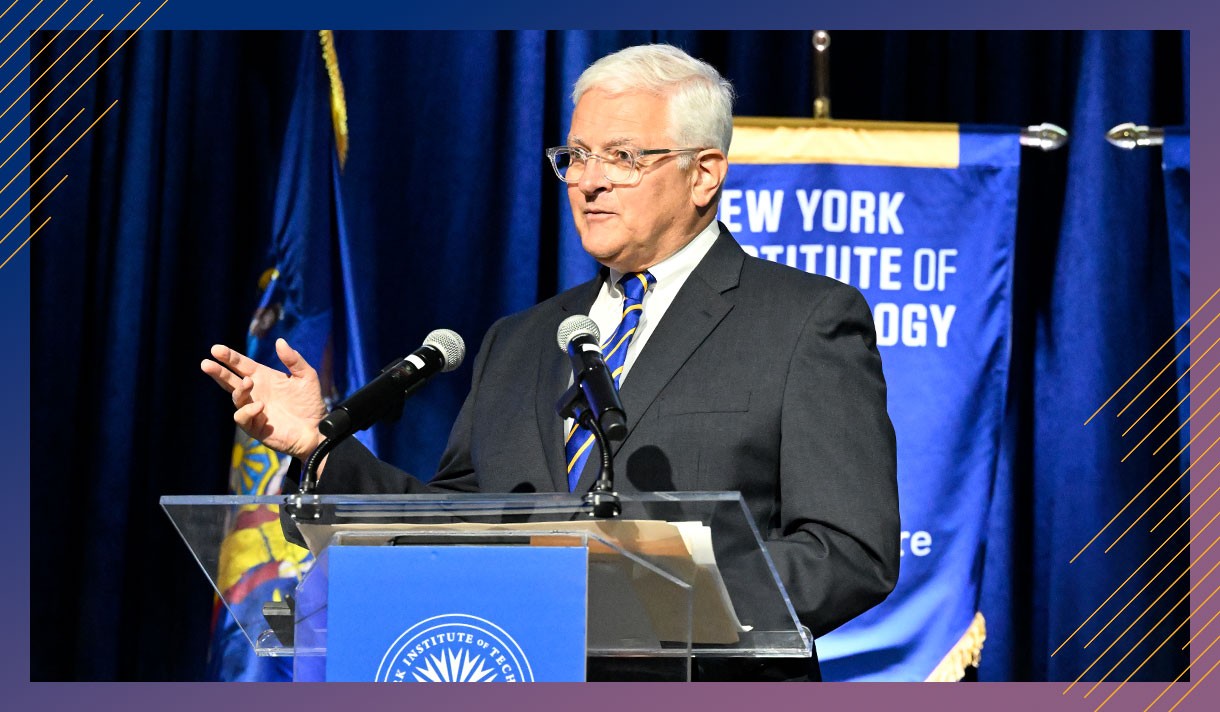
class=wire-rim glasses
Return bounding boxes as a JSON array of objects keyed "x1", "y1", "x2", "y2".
[{"x1": 545, "y1": 145, "x2": 703, "y2": 185}]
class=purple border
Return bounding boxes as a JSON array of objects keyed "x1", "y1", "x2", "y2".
[
  {"x1": 5, "y1": 2, "x2": 1217, "y2": 711},
  {"x1": 5, "y1": 681, "x2": 1217, "y2": 710},
  {"x1": 1189, "y1": 9, "x2": 1217, "y2": 709}
]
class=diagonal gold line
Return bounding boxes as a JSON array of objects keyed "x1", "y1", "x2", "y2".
[
  {"x1": 0, "y1": 7, "x2": 102, "y2": 121},
  {"x1": 1123, "y1": 336, "x2": 1220, "y2": 438},
  {"x1": 0, "y1": 1, "x2": 96, "y2": 95},
  {"x1": 0, "y1": 173, "x2": 65, "y2": 248},
  {"x1": 1092, "y1": 582, "x2": 1220, "y2": 710},
  {"x1": 0, "y1": 1, "x2": 20, "y2": 25},
  {"x1": 1167, "y1": 655, "x2": 1220, "y2": 712},
  {"x1": 1117, "y1": 312, "x2": 1220, "y2": 418},
  {"x1": 1083, "y1": 515, "x2": 1220, "y2": 656},
  {"x1": 1183, "y1": 602, "x2": 1220, "y2": 651},
  {"x1": 0, "y1": 1, "x2": 44, "y2": 49},
  {"x1": 0, "y1": 99, "x2": 113, "y2": 224},
  {"x1": 0, "y1": 0, "x2": 163, "y2": 176},
  {"x1": 1156, "y1": 379, "x2": 1220, "y2": 456},
  {"x1": 1086, "y1": 287, "x2": 1220, "y2": 425},
  {"x1": 566, "y1": 433, "x2": 595, "y2": 473},
  {"x1": 0, "y1": 105, "x2": 81, "y2": 195},
  {"x1": 1055, "y1": 494, "x2": 1220, "y2": 657},
  {"x1": 1107, "y1": 430, "x2": 1220, "y2": 553},
  {"x1": 0, "y1": 1, "x2": 138, "y2": 131},
  {"x1": 1123, "y1": 382, "x2": 1220, "y2": 462},
  {"x1": 1145, "y1": 630, "x2": 1220, "y2": 711},
  {"x1": 0, "y1": 13, "x2": 103, "y2": 177},
  {"x1": 0, "y1": 214, "x2": 49, "y2": 270},
  {"x1": 0, "y1": 5, "x2": 121, "y2": 124},
  {"x1": 1074, "y1": 554, "x2": 1220, "y2": 696},
  {"x1": 0, "y1": 0, "x2": 67, "y2": 73},
  {"x1": 1062, "y1": 526, "x2": 1220, "y2": 678},
  {"x1": 1153, "y1": 462, "x2": 1220, "y2": 532},
  {"x1": 1073, "y1": 424, "x2": 1220, "y2": 562},
  {"x1": 1142, "y1": 353, "x2": 1220, "y2": 450},
  {"x1": 1079, "y1": 535, "x2": 1220, "y2": 658},
  {"x1": 1073, "y1": 560, "x2": 1205, "y2": 697}
]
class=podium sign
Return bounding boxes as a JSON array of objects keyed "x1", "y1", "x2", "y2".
[{"x1": 324, "y1": 544, "x2": 587, "y2": 682}]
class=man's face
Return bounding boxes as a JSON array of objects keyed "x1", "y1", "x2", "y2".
[{"x1": 566, "y1": 88, "x2": 700, "y2": 273}]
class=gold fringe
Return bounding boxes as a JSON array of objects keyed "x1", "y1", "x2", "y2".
[
  {"x1": 925, "y1": 611, "x2": 987, "y2": 682},
  {"x1": 318, "y1": 30, "x2": 349, "y2": 170}
]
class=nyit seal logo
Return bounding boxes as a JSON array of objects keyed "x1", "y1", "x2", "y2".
[{"x1": 376, "y1": 614, "x2": 534, "y2": 682}]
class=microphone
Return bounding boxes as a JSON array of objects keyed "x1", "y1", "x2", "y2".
[
  {"x1": 318, "y1": 329, "x2": 466, "y2": 441},
  {"x1": 556, "y1": 315, "x2": 627, "y2": 440}
]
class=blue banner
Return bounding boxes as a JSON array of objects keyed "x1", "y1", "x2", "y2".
[
  {"x1": 721, "y1": 122, "x2": 1019, "y2": 680},
  {"x1": 326, "y1": 546, "x2": 588, "y2": 682},
  {"x1": 207, "y1": 31, "x2": 372, "y2": 682}
]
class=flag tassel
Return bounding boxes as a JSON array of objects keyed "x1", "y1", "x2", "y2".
[{"x1": 925, "y1": 612, "x2": 987, "y2": 682}]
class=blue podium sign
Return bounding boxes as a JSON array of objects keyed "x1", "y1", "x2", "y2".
[{"x1": 326, "y1": 544, "x2": 588, "y2": 682}]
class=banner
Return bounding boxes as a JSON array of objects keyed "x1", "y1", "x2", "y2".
[
  {"x1": 721, "y1": 119, "x2": 1019, "y2": 681},
  {"x1": 207, "y1": 31, "x2": 371, "y2": 682}
]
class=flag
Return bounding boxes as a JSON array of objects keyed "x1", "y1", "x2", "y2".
[
  {"x1": 720, "y1": 119, "x2": 1020, "y2": 680},
  {"x1": 207, "y1": 30, "x2": 370, "y2": 682}
]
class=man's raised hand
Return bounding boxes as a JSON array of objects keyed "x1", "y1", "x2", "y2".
[{"x1": 200, "y1": 338, "x2": 328, "y2": 459}]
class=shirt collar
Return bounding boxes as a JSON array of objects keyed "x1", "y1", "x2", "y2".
[{"x1": 608, "y1": 221, "x2": 721, "y2": 292}]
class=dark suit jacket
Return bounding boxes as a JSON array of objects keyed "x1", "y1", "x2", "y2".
[{"x1": 316, "y1": 228, "x2": 900, "y2": 677}]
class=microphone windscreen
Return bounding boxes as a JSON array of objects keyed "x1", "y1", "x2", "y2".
[
  {"x1": 556, "y1": 315, "x2": 600, "y2": 352},
  {"x1": 423, "y1": 329, "x2": 466, "y2": 372}
]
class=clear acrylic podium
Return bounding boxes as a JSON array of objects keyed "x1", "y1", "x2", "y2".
[{"x1": 161, "y1": 492, "x2": 813, "y2": 681}]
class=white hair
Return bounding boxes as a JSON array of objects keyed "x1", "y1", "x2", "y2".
[{"x1": 572, "y1": 44, "x2": 735, "y2": 166}]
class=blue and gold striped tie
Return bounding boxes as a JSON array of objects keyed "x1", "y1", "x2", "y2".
[{"x1": 564, "y1": 270, "x2": 656, "y2": 491}]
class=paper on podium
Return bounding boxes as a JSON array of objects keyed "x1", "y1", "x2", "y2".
[{"x1": 297, "y1": 518, "x2": 746, "y2": 644}]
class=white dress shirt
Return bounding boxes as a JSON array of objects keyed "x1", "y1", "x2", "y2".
[
  {"x1": 588, "y1": 220, "x2": 721, "y2": 383},
  {"x1": 564, "y1": 221, "x2": 721, "y2": 439}
]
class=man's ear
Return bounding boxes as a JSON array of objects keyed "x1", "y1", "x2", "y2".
[{"x1": 690, "y1": 149, "x2": 728, "y2": 209}]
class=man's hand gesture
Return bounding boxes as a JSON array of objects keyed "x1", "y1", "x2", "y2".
[{"x1": 200, "y1": 338, "x2": 327, "y2": 460}]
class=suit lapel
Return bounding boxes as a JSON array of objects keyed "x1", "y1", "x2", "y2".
[
  {"x1": 573, "y1": 229, "x2": 745, "y2": 492},
  {"x1": 536, "y1": 275, "x2": 604, "y2": 492}
]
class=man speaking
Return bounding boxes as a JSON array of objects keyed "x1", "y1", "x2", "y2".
[{"x1": 201, "y1": 44, "x2": 899, "y2": 681}]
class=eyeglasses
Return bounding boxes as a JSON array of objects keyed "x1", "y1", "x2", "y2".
[{"x1": 545, "y1": 145, "x2": 703, "y2": 185}]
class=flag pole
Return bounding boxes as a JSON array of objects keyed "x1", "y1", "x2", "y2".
[{"x1": 812, "y1": 30, "x2": 831, "y2": 120}]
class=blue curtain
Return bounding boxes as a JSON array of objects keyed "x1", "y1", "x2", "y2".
[
  {"x1": 30, "y1": 32, "x2": 299, "y2": 680},
  {"x1": 30, "y1": 31, "x2": 1187, "y2": 681},
  {"x1": 982, "y1": 32, "x2": 1189, "y2": 682}
]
